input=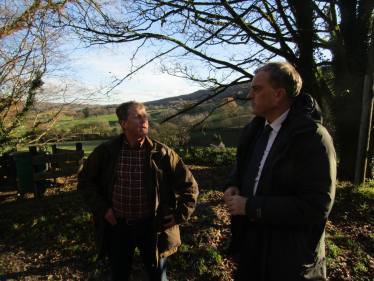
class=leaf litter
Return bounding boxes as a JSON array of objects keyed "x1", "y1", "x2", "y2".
[{"x1": 0, "y1": 168, "x2": 373, "y2": 280}]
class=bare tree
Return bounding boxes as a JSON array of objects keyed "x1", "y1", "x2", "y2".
[
  {"x1": 0, "y1": 0, "x2": 108, "y2": 154},
  {"x1": 70, "y1": 123, "x2": 87, "y2": 141},
  {"x1": 0, "y1": 17, "x2": 59, "y2": 153},
  {"x1": 154, "y1": 122, "x2": 180, "y2": 147},
  {"x1": 160, "y1": 109, "x2": 178, "y2": 122},
  {"x1": 64, "y1": 0, "x2": 374, "y2": 179},
  {"x1": 0, "y1": 0, "x2": 73, "y2": 39}
]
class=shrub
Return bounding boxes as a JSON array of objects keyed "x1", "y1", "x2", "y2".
[{"x1": 183, "y1": 147, "x2": 236, "y2": 166}]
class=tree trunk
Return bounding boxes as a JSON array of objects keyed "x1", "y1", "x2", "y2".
[{"x1": 330, "y1": 0, "x2": 372, "y2": 180}]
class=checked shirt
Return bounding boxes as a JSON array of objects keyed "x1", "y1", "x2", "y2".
[{"x1": 111, "y1": 138, "x2": 150, "y2": 219}]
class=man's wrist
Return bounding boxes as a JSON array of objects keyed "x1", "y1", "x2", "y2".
[
  {"x1": 245, "y1": 196, "x2": 266, "y2": 221},
  {"x1": 228, "y1": 186, "x2": 238, "y2": 192}
]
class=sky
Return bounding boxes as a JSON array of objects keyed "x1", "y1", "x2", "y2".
[{"x1": 69, "y1": 44, "x2": 202, "y2": 105}]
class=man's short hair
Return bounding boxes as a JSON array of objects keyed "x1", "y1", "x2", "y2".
[
  {"x1": 116, "y1": 101, "x2": 145, "y2": 122},
  {"x1": 254, "y1": 62, "x2": 302, "y2": 99}
]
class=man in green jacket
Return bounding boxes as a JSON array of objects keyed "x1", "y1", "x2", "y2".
[
  {"x1": 78, "y1": 101, "x2": 198, "y2": 281},
  {"x1": 223, "y1": 62, "x2": 336, "y2": 280}
]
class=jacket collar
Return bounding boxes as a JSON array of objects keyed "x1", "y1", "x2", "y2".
[
  {"x1": 102, "y1": 133, "x2": 125, "y2": 154},
  {"x1": 145, "y1": 136, "x2": 167, "y2": 163}
]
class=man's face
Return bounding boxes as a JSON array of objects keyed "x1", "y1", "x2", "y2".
[
  {"x1": 247, "y1": 70, "x2": 279, "y2": 120},
  {"x1": 120, "y1": 106, "x2": 148, "y2": 139}
]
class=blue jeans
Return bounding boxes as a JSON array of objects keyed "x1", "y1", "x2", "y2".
[{"x1": 108, "y1": 217, "x2": 168, "y2": 281}]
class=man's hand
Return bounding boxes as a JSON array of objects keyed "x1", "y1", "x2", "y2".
[
  {"x1": 223, "y1": 186, "x2": 240, "y2": 204},
  {"x1": 104, "y1": 208, "x2": 117, "y2": 226},
  {"x1": 224, "y1": 186, "x2": 247, "y2": 215},
  {"x1": 227, "y1": 195, "x2": 247, "y2": 215},
  {"x1": 163, "y1": 214, "x2": 176, "y2": 230}
]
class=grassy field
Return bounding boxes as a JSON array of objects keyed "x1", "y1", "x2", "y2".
[
  {"x1": 14, "y1": 129, "x2": 240, "y2": 160},
  {"x1": 51, "y1": 129, "x2": 242, "y2": 157},
  {"x1": 13, "y1": 106, "x2": 253, "y2": 158},
  {"x1": 55, "y1": 140, "x2": 111, "y2": 158},
  {"x1": 53, "y1": 128, "x2": 243, "y2": 156},
  {"x1": 57, "y1": 114, "x2": 118, "y2": 128}
]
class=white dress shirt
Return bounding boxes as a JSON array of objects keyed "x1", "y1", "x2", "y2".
[{"x1": 252, "y1": 109, "x2": 290, "y2": 195}]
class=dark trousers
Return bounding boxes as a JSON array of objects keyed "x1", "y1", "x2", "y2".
[{"x1": 109, "y1": 217, "x2": 168, "y2": 281}]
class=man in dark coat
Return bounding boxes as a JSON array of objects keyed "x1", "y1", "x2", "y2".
[
  {"x1": 223, "y1": 62, "x2": 336, "y2": 281},
  {"x1": 78, "y1": 101, "x2": 198, "y2": 281}
]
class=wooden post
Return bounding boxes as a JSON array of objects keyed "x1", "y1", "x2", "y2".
[
  {"x1": 76, "y1": 142, "x2": 83, "y2": 151},
  {"x1": 52, "y1": 144, "x2": 57, "y2": 183},
  {"x1": 29, "y1": 146, "x2": 42, "y2": 200},
  {"x1": 354, "y1": 21, "x2": 374, "y2": 186},
  {"x1": 76, "y1": 143, "x2": 83, "y2": 167},
  {"x1": 355, "y1": 75, "x2": 374, "y2": 185}
]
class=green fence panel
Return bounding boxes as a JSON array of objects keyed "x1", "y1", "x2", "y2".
[{"x1": 14, "y1": 152, "x2": 47, "y2": 194}]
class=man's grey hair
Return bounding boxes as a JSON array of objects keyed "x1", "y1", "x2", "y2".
[
  {"x1": 116, "y1": 101, "x2": 145, "y2": 122},
  {"x1": 254, "y1": 62, "x2": 303, "y2": 99}
]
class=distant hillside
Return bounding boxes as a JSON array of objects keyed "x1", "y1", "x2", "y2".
[
  {"x1": 143, "y1": 83, "x2": 250, "y2": 106},
  {"x1": 37, "y1": 84, "x2": 250, "y2": 112}
]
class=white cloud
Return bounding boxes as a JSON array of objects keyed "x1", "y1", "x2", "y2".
[{"x1": 71, "y1": 45, "x2": 201, "y2": 104}]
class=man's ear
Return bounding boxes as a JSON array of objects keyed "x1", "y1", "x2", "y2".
[
  {"x1": 120, "y1": 120, "x2": 126, "y2": 130},
  {"x1": 275, "y1": 88, "x2": 287, "y2": 102}
]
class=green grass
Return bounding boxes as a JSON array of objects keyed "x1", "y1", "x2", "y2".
[
  {"x1": 55, "y1": 140, "x2": 110, "y2": 157},
  {"x1": 353, "y1": 181, "x2": 374, "y2": 199},
  {"x1": 11, "y1": 104, "x2": 254, "y2": 151},
  {"x1": 199, "y1": 189, "x2": 214, "y2": 201},
  {"x1": 12, "y1": 107, "x2": 251, "y2": 159},
  {"x1": 101, "y1": 114, "x2": 118, "y2": 122},
  {"x1": 16, "y1": 140, "x2": 110, "y2": 158},
  {"x1": 170, "y1": 244, "x2": 225, "y2": 279},
  {"x1": 324, "y1": 181, "x2": 374, "y2": 279},
  {"x1": 0, "y1": 179, "x2": 114, "y2": 280},
  {"x1": 57, "y1": 114, "x2": 118, "y2": 127}
]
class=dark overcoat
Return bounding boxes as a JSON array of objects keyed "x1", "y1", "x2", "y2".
[{"x1": 224, "y1": 93, "x2": 336, "y2": 280}]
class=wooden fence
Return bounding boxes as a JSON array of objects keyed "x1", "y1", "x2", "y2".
[{"x1": 29, "y1": 143, "x2": 84, "y2": 199}]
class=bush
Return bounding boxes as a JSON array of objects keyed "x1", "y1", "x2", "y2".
[{"x1": 183, "y1": 147, "x2": 236, "y2": 166}]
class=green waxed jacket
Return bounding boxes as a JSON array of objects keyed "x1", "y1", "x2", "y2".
[
  {"x1": 77, "y1": 134, "x2": 198, "y2": 265},
  {"x1": 224, "y1": 93, "x2": 336, "y2": 280}
]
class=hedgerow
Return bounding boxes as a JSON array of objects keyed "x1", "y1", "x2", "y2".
[{"x1": 183, "y1": 147, "x2": 236, "y2": 166}]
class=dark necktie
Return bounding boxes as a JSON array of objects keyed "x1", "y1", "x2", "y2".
[{"x1": 242, "y1": 124, "x2": 273, "y2": 197}]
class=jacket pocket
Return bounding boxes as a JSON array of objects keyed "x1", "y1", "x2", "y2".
[
  {"x1": 156, "y1": 203, "x2": 174, "y2": 233},
  {"x1": 158, "y1": 224, "x2": 181, "y2": 258}
]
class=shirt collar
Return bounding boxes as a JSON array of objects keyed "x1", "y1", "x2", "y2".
[
  {"x1": 123, "y1": 134, "x2": 145, "y2": 149},
  {"x1": 265, "y1": 108, "x2": 290, "y2": 133}
]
